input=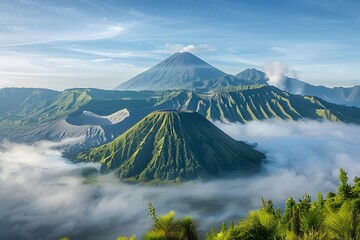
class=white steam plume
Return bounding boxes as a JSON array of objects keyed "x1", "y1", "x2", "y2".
[{"x1": 263, "y1": 61, "x2": 288, "y2": 89}]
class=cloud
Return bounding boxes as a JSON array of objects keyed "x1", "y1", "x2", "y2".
[
  {"x1": 1, "y1": 24, "x2": 125, "y2": 47},
  {"x1": 0, "y1": 120, "x2": 360, "y2": 239},
  {"x1": 263, "y1": 61, "x2": 288, "y2": 89},
  {"x1": 92, "y1": 58, "x2": 112, "y2": 62},
  {"x1": 180, "y1": 44, "x2": 195, "y2": 53},
  {"x1": 68, "y1": 48, "x2": 150, "y2": 60},
  {"x1": 0, "y1": 51, "x2": 142, "y2": 90},
  {"x1": 215, "y1": 119, "x2": 360, "y2": 183},
  {"x1": 153, "y1": 43, "x2": 214, "y2": 54}
]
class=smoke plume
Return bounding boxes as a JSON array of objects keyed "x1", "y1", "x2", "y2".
[{"x1": 263, "y1": 61, "x2": 288, "y2": 89}]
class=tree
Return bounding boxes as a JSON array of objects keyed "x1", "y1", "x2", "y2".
[
  {"x1": 337, "y1": 168, "x2": 353, "y2": 201},
  {"x1": 315, "y1": 192, "x2": 324, "y2": 209},
  {"x1": 292, "y1": 205, "x2": 301, "y2": 236},
  {"x1": 283, "y1": 196, "x2": 296, "y2": 231},
  {"x1": 261, "y1": 197, "x2": 275, "y2": 214},
  {"x1": 354, "y1": 177, "x2": 360, "y2": 197},
  {"x1": 299, "y1": 193, "x2": 311, "y2": 212}
]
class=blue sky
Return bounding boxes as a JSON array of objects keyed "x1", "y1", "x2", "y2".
[{"x1": 1, "y1": 0, "x2": 360, "y2": 89}]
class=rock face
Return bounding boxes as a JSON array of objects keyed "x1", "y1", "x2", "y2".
[
  {"x1": 66, "y1": 109, "x2": 130, "y2": 126},
  {"x1": 115, "y1": 52, "x2": 226, "y2": 91},
  {"x1": 75, "y1": 111, "x2": 265, "y2": 182}
]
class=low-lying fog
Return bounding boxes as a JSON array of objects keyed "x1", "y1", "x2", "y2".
[{"x1": 1, "y1": 119, "x2": 360, "y2": 239}]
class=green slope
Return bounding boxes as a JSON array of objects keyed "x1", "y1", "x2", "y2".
[
  {"x1": 1, "y1": 86, "x2": 360, "y2": 144},
  {"x1": 0, "y1": 88, "x2": 59, "y2": 117},
  {"x1": 0, "y1": 89, "x2": 92, "y2": 128},
  {"x1": 75, "y1": 111, "x2": 265, "y2": 183},
  {"x1": 0, "y1": 88, "x2": 164, "y2": 129},
  {"x1": 156, "y1": 86, "x2": 360, "y2": 124}
]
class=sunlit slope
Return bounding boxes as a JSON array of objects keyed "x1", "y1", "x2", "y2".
[
  {"x1": 0, "y1": 89, "x2": 92, "y2": 128},
  {"x1": 2, "y1": 86, "x2": 359, "y2": 128},
  {"x1": 156, "y1": 86, "x2": 360, "y2": 124},
  {"x1": 0, "y1": 88, "x2": 162, "y2": 128},
  {"x1": 75, "y1": 111, "x2": 265, "y2": 182}
]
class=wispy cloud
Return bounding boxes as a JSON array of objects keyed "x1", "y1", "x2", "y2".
[
  {"x1": 0, "y1": 51, "x2": 142, "y2": 90},
  {"x1": 152, "y1": 43, "x2": 215, "y2": 54},
  {"x1": 68, "y1": 47, "x2": 152, "y2": 60},
  {"x1": 0, "y1": 24, "x2": 125, "y2": 47},
  {"x1": 92, "y1": 58, "x2": 112, "y2": 63}
]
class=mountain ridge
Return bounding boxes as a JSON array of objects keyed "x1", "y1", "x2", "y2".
[
  {"x1": 1, "y1": 86, "x2": 360, "y2": 155},
  {"x1": 235, "y1": 68, "x2": 360, "y2": 107},
  {"x1": 114, "y1": 51, "x2": 360, "y2": 107}
]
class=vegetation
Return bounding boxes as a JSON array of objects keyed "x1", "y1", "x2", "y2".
[
  {"x1": 155, "y1": 86, "x2": 360, "y2": 124},
  {"x1": 75, "y1": 111, "x2": 264, "y2": 182},
  {"x1": 117, "y1": 202, "x2": 200, "y2": 240},
  {"x1": 206, "y1": 168, "x2": 360, "y2": 240},
  {"x1": 59, "y1": 169, "x2": 359, "y2": 239},
  {"x1": 1, "y1": 85, "x2": 360, "y2": 139},
  {"x1": 119, "y1": 169, "x2": 360, "y2": 240},
  {"x1": 0, "y1": 88, "x2": 59, "y2": 117}
]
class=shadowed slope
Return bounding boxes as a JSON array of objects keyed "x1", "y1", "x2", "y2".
[{"x1": 115, "y1": 52, "x2": 226, "y2": 90}]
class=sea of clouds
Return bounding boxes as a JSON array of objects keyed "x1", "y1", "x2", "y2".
[{"x1": 1, "y1": 119, "x2": 360, "y2": 239}]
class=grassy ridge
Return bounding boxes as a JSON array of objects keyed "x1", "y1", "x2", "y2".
[
  {"x1": 0, "y1": 88, "x2": 59, "y2": 117},
  {"x1": 75, "y1": 111, "x2": 265, "y2": 182},
  {"x1": 156, "y1": 86, "x2": 360, "y2": 124},
  {"x1": 1, "y1": 86, "x2": 360, "y2": 139}
]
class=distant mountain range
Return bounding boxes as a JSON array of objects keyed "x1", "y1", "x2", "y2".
[
  {"x1": 0, "y1": 88, "x2": 59, "y2": 117},
  {"x1": 115, "y1": 52, "x2": 360, "y2": 107},
  {"x1": 1, "y1": 52, "x2": 360, "y2": 183},
  {"x1": 237, "y1": 68, "x2": 360, "y2": 108},
  {"x1": 75, "y1": 111, "x2": 265, "y2": 182},
  {"x1": 1, "y1": 86, "x2": 360, "y2": 157}
]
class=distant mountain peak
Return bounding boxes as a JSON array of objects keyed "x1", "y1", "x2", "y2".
[
  {"x1": 242, "y1": 68, "x2": 265, "y2": 74},
  {"x1": 158, "y1": 51, "x2": 210, "y2": 66},
  {"x1": 115, "y1": 52, "x2": 226, "y2": 91},
  {"x1": 235, "y1": 68, "x2": 267, "y2": 84}
]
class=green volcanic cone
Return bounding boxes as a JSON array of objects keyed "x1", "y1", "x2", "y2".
[{"x1": 75, "y1": 111, "x2": 265, "y2": 182}]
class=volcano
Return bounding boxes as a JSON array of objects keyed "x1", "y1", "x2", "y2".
[
  {"x1": 115, "y1": 52, "x2": 226, "y2": 91},
  {"x1": 75, "y1": 111, "x2": 265, "y2": 182}
]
